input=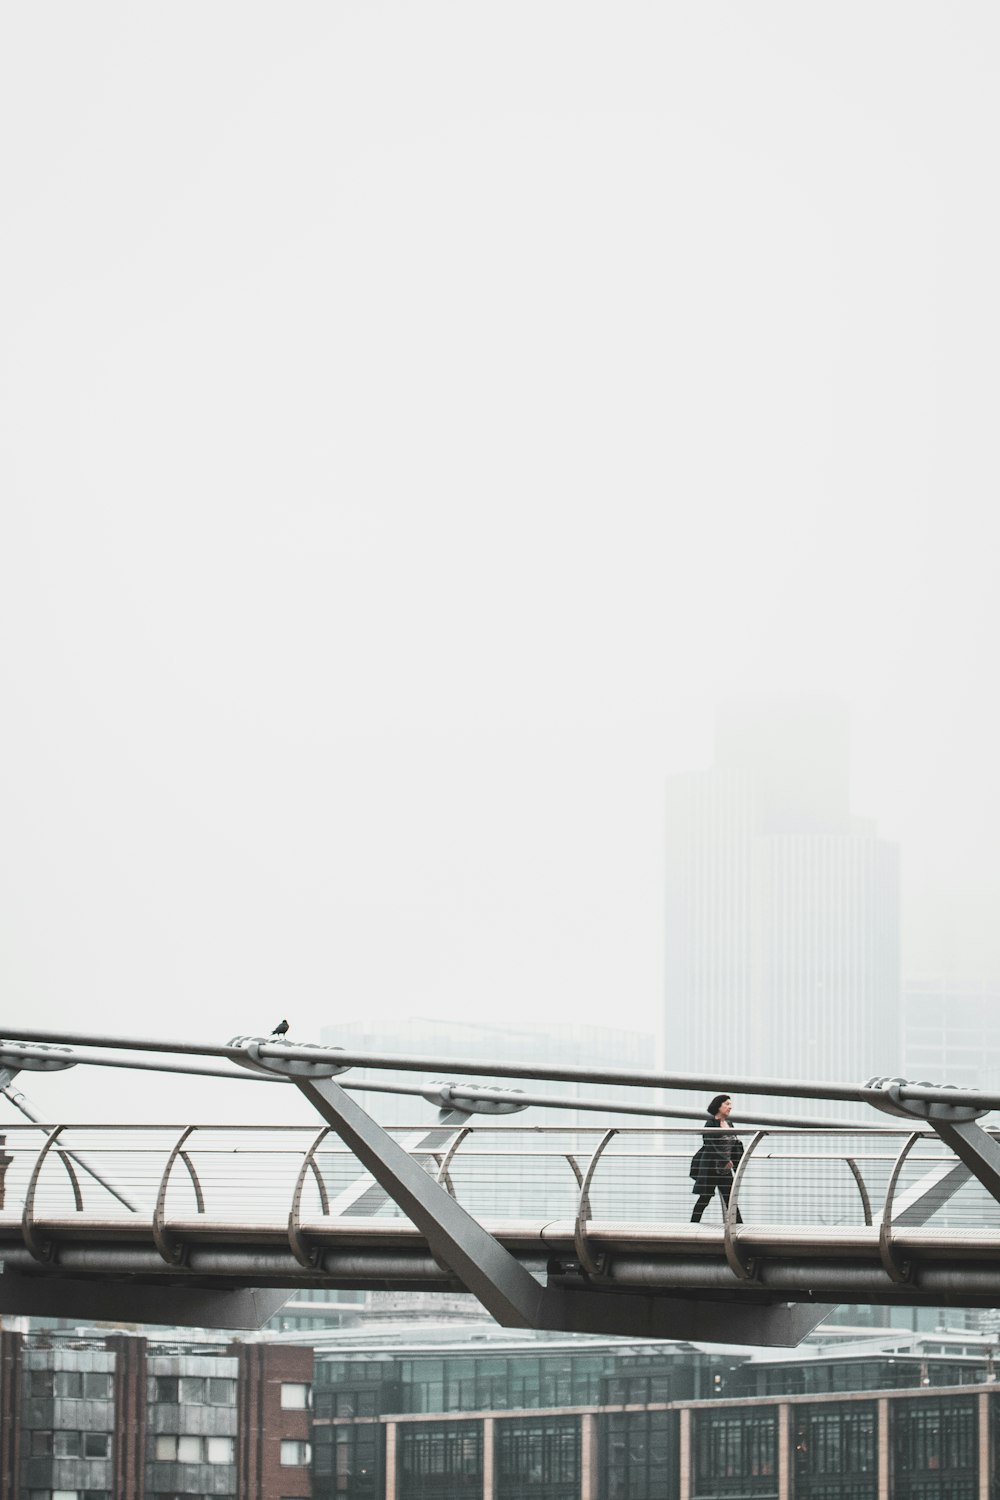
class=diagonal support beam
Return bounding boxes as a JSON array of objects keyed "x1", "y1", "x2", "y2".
[
  {"x1": 926, "y1": 1119, "x2": 1000, "y2": 1205},
  {"x1": 292, "y1": 1075, "x2": 544, "y2": 1328}
]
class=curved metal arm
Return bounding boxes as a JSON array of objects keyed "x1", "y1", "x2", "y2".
[
  {"x1": 724, "y1": 1131, "x2": 764, "y2": 1280},
  {"x1": 435, "y1": 1126, "x2": 473, "y2": 1198},
  {"x1": 288, "y1": 1127, "x2": 333, "y2": 1268},
  {"x1": 22, "y1": 1125, "x2": 71, "y2": 1262},
  {"x1": 152, "y1": 1126, "x2": 199, "y2": 1266},
  {"x1": 879, "y1": 1131, "x2": 921, "y2": 1282},
  {"x1": 574, "y1": 1130, "x2": 617, "y2": 1279},
  {"x1": 845, "y1": 1157, "x2": 873, "y2": 1226}
]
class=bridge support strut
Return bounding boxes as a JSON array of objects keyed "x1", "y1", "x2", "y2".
[{"x1": 292, "y1": 1073, "x2": 546, "y2": 1328}]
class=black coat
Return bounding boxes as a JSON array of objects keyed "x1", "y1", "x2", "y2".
[{"x1": 691, "y1": 1114, "x2": 744, "y2": 1195}]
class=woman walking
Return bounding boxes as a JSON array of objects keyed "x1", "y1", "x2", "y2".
[{"x1": 690, "y1": 1093, "x2": 744, "y2": 1223}]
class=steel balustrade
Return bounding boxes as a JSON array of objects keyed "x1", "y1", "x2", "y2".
[{"x1": 4, "y1": 1123, "x2": 1000, "y2": 1291}]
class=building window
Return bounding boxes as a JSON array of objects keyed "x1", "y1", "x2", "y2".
[
  {"x1": 329, "y1": 1424, "x2": 380, "y2": 1493},
  {"x1": 206, "y1": 1437, "x2": 234, "y2": 1465},
  {"x1": 400, "y1": 1424, "x2": 482, "y2": 1495},
  {"x1": 793, "y1": 1402, "x2": 876, "y2": 1495},
  {"x1": 604, "y1": 1410, "x2": 676, "y2": 1500},
  {"x1": 84, "y1": 1434, "x2": 109, "y2": 1459},
  {"x1": 497, "y1": 1420, "x2": 579, "y2": 1495},
  {"x1": 155, "y1": 1436, "x2": 177, "y2": 1461},
  {"x1": 280, "y1": 1440, "x2": 312, "y2": 1466},
  {"x1": 83, "y1": 1372, "x2": 111, "y2": 1399},
  {"x1": 280, "y1": 1381, "x2": 311, "y2": 1409},
  {"x1": 208, "y1": 1377, "x2": 236, "y2": 1404},
  {"x1": 54, "y1": 1432, "x2": 81, "y2": 1457},
  {"x1": 176, "y1": 1435, "x2": 201, "y2": 1463},
  {"x1": 31, "y1": 1431, "x2": 53, "y2": 1455},
  {"x1": 893, "y1": 1398, "x2": 977, "y2": 1479},
  {"x1": 29, "y1": 1369, "x2": 54, "y2": 1398},
  {"x1": 154, "y1": 1376, "x2": 179, "y2": 1403},
  {"x1": 694, "y1": 1408, "x2": 777, "y2": 1489}
]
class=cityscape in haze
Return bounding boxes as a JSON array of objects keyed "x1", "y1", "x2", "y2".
[{"x1": 6, "y1": 4, "x2": 1000, "y2": 1496}]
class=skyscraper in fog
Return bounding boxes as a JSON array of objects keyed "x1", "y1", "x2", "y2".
[{"x1": 664, "y1": 700, "x2": 900, "y2": 1109}]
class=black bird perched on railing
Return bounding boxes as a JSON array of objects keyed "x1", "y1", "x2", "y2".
[{"x1": 271, "y1": 1019, "x2": 289, "y2": 1037}]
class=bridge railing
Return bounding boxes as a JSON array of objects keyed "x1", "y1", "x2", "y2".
[{"x1": 2, "y1": 1124, "x2": 1000, "y2": 1247}]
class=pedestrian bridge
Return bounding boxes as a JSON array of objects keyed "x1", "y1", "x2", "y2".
[
  {"x1": 4, "y1": 1025, "x2": 1000, "y2": 1344},
  {"x1": 0, "y1": 1117, "x2": 997, "y2": 1344}
]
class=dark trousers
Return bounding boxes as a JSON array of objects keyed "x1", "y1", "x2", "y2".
[{"x1": 691, "y1": 1178, "x2": 743, "y2": 1224}]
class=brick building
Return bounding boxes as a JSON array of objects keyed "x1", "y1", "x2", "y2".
[
  {"x1": 0, "y1": 1328, "x2": 312, "y2": 1500},
  {"x1": 3, "y1": 1319, "x2": 1000, "y2": 1498}
]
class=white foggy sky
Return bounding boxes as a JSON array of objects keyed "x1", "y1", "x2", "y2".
[{"x1": 1, "y1": 4, "x2": 998, "y2": 1123}]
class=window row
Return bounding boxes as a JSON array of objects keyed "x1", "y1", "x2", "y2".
[
  {"x1": 150, "y1": 1375, "x2": 236, "y2": 1405},
  {"x1": 330, "y1": 1355, "x2": 608, "y2": 1414},
  {"x1": 27, "y1": 1371, "x2": 112, "y2": 1400},
  {"x1": 28, "y1": 1431, "x2": 109, "y2": 1458},
  {"x1": 152, "y1": 1435, "x2": 234, "y2": 1465}
]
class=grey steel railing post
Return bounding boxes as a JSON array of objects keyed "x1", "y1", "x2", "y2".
[
  {"x1": 288, "y1": 1126, "x2": 333, "y2": 1268},
  {"x1": 724, "y1": 1131, "x2": 763, "y2": 1279},
  {"x1": 845, "y1": 1157, "x2": 874, "y2": 1225},
  {"x1": 434, "y1": 1125, "x2": 472, "y2": 1197},
  {"x1": 152, "y1": 1126, "x2": 201, "y2": 1266},
  {"x1": 22, "y1": 1125, "x2": 70, "y2": 1262},
  {"x1": 574, "y1": 1130, "x2": 617, "y2": 1279},
  {"x1": 879, "y1": 1132, "x2": 921, "y2": 1283}
]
